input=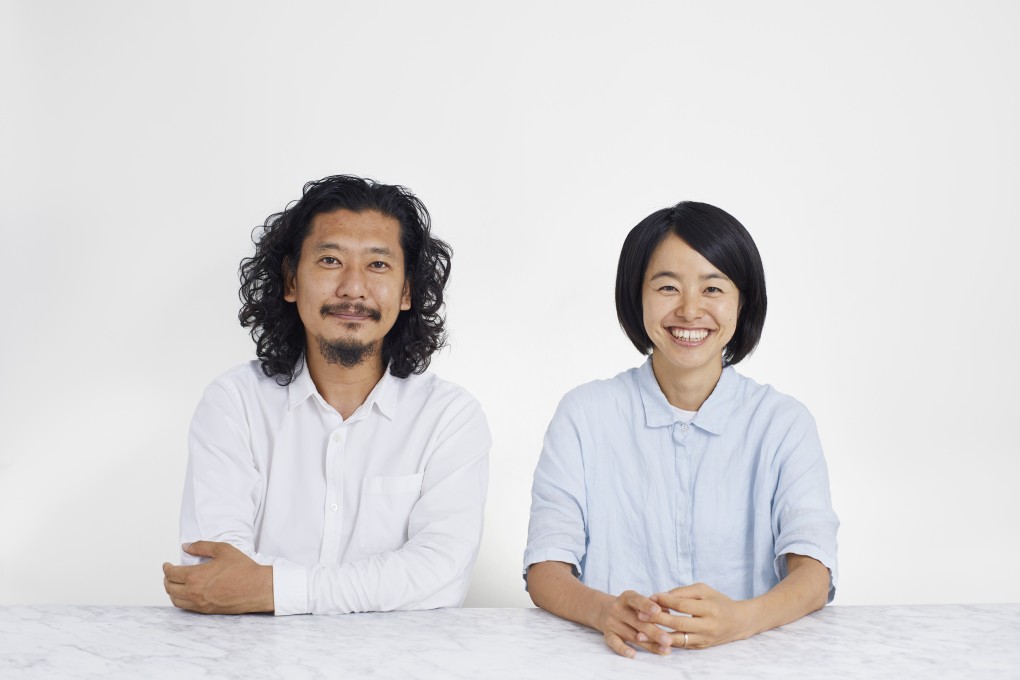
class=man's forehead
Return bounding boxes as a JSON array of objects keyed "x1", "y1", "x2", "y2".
[
  {"x1": 304, "y1": 209, "x2": 404, "y2": 252},
  {"x1": 309, "y1": 207, "x2": 399, "y2": 227}
]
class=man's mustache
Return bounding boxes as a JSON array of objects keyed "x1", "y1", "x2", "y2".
[{"x1": 320, "y1": 303, "x2": 382, "y2": 321}]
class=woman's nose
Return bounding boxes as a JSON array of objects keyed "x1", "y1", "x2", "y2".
[{"x1": 675, "y1": 294, "x2": 702, "y2": 321}]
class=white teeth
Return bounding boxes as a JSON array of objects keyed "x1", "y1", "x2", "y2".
[{"x1": 671, "y1": 328, "x2": 709, "y2": 342}]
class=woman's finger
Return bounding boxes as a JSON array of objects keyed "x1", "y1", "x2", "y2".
[
  {"x1": 671, "y1": 631, "x2": 706, "y2": 650},
  {"x1": 604, "y1": 631, "x2": 636, "y2": 659},
  {"x1": 620, "y1": 590, "x2": 662, "y2": 617},
  {"x1": 651, "y1": 611, "x2": 708, "y2": 635},
  {"x1": 606, "y1": 614, "x2": 661, "y2": 646},
  {"x1": 668, "y1": 582, "x2": 711, "y2": 598},
  {"x1": 653, "y1": 595, "x2": 712, "y2": 617},
  {"x1": 619, "y1": 607, "x2": 675, "y2": 647}
]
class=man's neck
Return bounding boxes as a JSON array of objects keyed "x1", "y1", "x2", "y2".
[{"x1": 305, "y1": 349, "x2": 386, "y2": 420}]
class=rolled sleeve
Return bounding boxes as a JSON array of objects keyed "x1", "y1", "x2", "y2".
[
  {"x1": 523, "y1": 394, "x2": 588, "y2": 585},
  {"x1": 770, "y1": 407, "x2": 840, "y2": 602}
]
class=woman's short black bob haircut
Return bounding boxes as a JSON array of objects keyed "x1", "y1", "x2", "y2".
[
  {"x1": 238, "y1": 174, "x2": 452, "y2": 384},
  {"x1": 615, "y1": 201, "x2": 767, "y2": 366}
]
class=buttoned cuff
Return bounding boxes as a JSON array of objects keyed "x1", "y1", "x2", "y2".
[{"x1": 272, "y1": 560, "x2": 311, "y2": 616}]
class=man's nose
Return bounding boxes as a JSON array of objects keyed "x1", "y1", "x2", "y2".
[{"x1": 335, "y1": 267, "x2": 367, "y2": 298}]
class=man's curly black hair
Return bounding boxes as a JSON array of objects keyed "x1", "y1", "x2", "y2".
[{"x1": 238, "y1": 174, "x2": 452, "y2": 384}]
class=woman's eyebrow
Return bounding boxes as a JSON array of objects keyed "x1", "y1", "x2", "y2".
[
  {"x1": 649, "y1": 270, "x2": 681, "y2": 281},
  {"x1": 649, "y1": 270, "x2": 731, "y2": 282}
]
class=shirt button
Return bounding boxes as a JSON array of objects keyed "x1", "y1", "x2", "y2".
[
  {"x1": 330, "y1": 503, "x2": 338, "y2": 512},
  {"x1": 332, "y1": 433, "x2": 341, "y2": 443},
  {"x1": 681, "y1": 424, "x2": 688, "y2": 431}
]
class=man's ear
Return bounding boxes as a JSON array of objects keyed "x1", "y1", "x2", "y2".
[
  {"x1": 400, "y1": 279, "x2": 412, "y2": 311},
  {"x1": 283, "y1": 258, "x2": 297, "y2": 302}
]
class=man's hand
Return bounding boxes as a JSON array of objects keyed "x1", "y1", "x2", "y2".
[
  {"x1": 162, "y1": 541, "x2": 274, "y2": 614},
  {"x1": 644, "y1": 582, "x2": 754, "y2": 650},
  {"x1": 596, "y1": 590, "x2": 674, "y2": 658}
]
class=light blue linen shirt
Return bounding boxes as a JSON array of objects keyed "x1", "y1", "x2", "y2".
[{"x1": 524, "y1": 359, "x2": 839, "y2": 601}]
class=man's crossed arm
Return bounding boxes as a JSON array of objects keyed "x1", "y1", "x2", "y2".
[{"x1": 163, "y1": 541, "x2": 274, "y2": 614}]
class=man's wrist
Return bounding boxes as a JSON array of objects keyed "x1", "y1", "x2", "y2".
[{"x1": 260, "y1": 565, "x2": 275, "y2": 613}]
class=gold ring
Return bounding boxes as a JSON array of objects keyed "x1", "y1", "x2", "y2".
[{"x1": 683, "y1": 632, "x2": 689, "y2": 649}]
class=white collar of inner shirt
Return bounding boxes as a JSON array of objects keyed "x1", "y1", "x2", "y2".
[{"x1": 287, "y1": 356, "x2": 398, "y2": 422}]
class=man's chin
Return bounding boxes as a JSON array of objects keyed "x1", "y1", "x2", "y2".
[{"x1": 315, "y1": 335, "x2": 379, "y2": 368}]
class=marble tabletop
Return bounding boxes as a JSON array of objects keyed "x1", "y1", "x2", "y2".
[{"x1": 1, "y1": 604, "x2": 1018, "y2": 679}]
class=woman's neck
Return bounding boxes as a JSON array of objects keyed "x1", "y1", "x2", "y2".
[{"x1": 650, "y1": 351, "x2": 723, "y2": 411}]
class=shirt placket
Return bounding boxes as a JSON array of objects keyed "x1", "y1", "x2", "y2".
[
  {"x1": 319, "y1": 424, "x2": 347, "y2": 563},
  {"x1": 673, "y1": 422, "x2": 695, "y2": 585}
]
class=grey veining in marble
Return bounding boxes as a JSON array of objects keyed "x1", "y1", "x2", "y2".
[{"x1": 1, "y1": 604, "x2": 1018, "y2": 679}]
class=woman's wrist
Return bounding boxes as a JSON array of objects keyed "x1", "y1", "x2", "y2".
[
  {"x1": 740, "y1": 596, "x2": 767, "y2": 639},
  {"x1": 590, "y1": 591, "x2": 615, "y2": 632}
]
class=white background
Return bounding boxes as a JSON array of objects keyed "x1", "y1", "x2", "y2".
[{"x1": 1, "y1": 1, "x2": 1018, "y2": 609}]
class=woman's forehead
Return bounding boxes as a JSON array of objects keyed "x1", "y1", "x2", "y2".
[{"x1": 645, "y1": 234, "x2": 729, "y2": 281}]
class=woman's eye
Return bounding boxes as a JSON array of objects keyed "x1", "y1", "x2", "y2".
[
  {"x1": 705, "y1": 286, "x2": 722, "y2": 294},
  {"x1": 658, "y1": 285, "x2": 677, "y2": 293}
]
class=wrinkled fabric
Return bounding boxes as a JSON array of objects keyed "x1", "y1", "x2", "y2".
[{"x1": 524, "y1": 359, "x2": 839, "y2": 601}]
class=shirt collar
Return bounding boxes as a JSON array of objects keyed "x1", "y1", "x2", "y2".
[
  {"x1": 287, "y1": 356, "x2": 398, "y2": 421},
  {"x1": 365, "y1": 368, "x2": 397, "y2": 421},
  {"x1": 287, "y1": 356, "x2": 318, "y2": 409},
  {"x1": 637, "y1": 357, "x2": 738, "y2": 435}
]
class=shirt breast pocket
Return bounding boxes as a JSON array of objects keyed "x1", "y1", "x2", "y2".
[{"x1": 357, "y1": 473, "x2": 424, "y2": 554}]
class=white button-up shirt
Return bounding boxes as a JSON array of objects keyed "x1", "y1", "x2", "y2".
[{"x1": 180, "y1": 360, "x2": 491, "y2": 615}]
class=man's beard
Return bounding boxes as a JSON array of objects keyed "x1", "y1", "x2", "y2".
[
  {"x1": 314, "y1": 302, "x2": 383, "y2": 367},
  {"x1": 316, "y1": 335, "x2": 379, "y2": 368}
]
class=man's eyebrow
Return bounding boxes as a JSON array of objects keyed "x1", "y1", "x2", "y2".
[
  {"x1": 312, "y1": 242, "x2": 344, "y2": 253},
  {"x1": 310, "y1": 243, "x2": 396, "y2": 257}
]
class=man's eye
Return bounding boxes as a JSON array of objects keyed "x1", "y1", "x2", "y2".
[
  {"x1": 370, "y1": 261, "x2": 389, "y2": 269},
  {"x1": 321, "y1": 257, "x2": 340, "y2": 265}
]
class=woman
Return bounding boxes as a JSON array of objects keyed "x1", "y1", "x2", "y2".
[{"x1": 523, "y1": 202, "x2": 838, "y2": 657}]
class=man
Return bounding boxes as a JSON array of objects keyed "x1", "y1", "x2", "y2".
[{"x1": 163, "y1": 175, "x2": 490, "y2": 615}]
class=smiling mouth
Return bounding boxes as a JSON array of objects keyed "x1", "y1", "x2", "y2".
[{"x1": 669, "y1": 328, "x2": 711, "y2": 344}]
